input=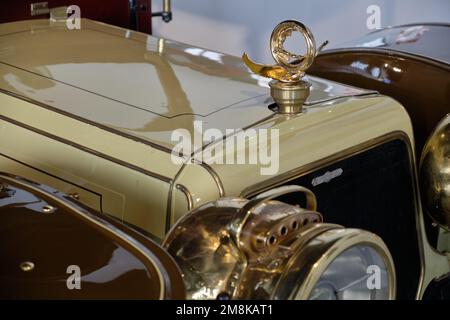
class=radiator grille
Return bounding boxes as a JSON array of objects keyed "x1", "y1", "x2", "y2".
[{"x1": 265, "y1": 138, "x2": 421, "y2": 299}]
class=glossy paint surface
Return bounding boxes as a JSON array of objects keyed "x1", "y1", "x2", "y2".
[
  {"x1": 0, "y1": 18, "x2": 449, "y2": 299},
  {"x1": 0, "y1": 173, "x2": 185, "y2": 299},
  {"x1": 0, "y1": 19, "x2": 374, "y2": 150},
  {"x1": 0, "y1": 18, "x2": 391, "y2": 239},
  {"x1": 0, "y1": 19, "x2": 419, "y2": 237},
  {"x1": 334, "y1": 23, "x2": 450, "y2": 65},
  {"x1": 309, "y1": 24, "x2": 450, "y2": 154}
]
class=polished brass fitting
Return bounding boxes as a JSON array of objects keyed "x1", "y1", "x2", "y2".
[{"x1": 269, "y1": 80, "x2": 311, "y2": 114}]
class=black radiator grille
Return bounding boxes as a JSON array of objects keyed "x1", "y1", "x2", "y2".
[{"x1": 273, "y1": 138, "x2": 421, "y2": 300}]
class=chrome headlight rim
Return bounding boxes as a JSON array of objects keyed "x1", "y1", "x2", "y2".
[{"x1": 277, "y1": 225, "x2": 396, "y2": 300}]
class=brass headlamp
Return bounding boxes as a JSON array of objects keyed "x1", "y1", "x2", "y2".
[
  {"x1": 420, "y1": 114, "x2": 450, "y2": 231},
  {"x1": 163, "y1": 185, "x2": 396, "y2": 300}
]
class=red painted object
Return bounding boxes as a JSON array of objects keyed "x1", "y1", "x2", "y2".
[{"x1": 0, "y1": 0, "x2": 152, "y2": 34}]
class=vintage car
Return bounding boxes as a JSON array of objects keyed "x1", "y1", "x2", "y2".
[{"x1": 0, "y1": 17, "x2": 449, "y2": 300}]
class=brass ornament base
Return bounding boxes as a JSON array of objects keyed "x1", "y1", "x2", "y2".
[{"x1": 269, "y1": 80, "x2": 311, "y2": 114}]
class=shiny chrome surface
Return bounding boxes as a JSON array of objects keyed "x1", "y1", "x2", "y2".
[
  {"x1": 175, "y1": 184, "x2": 193, "y2": 211},
  {"x1": 152, "y1": 0, "x2": 172, "y2": 23},
  {"x1": 420, "y1": 114, "x2": 450, "y2": 231}
]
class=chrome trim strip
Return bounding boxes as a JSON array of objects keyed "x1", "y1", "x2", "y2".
[
  {"x1": 175, "y1": 184, "x2": 193, "y2": 211},
  {"x1": 165, "y1": 181, "x2": 175, "y2": 233},
  {"x1": 198, "y1": 162, "x2": 225, "y2": 197},
  {"x1": 165, "y1": 161, "x2": 224, "y2": 233},
  {"x1": 165, "y1": 162, "x2": 186, "y2": 233}
]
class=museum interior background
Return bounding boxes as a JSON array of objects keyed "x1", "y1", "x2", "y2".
[
  {"x1": 153, "y1": 0, "x2": 450, "y2": 62},
  {"x1": 1, "y1": 1, "x2": 449, "y2": 63}
]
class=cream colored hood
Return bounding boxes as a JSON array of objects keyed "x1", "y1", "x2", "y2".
[{"x1": 0, "y1": 19, "x2": 374, "y2": 150}]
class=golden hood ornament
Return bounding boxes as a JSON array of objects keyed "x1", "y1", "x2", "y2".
[{"x1": 242, "y1": 20, "x2": 328, "y2": 114}]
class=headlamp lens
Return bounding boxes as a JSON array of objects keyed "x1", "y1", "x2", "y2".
[{"x1": 309, "y1": 244, "x2": 390, "y2": 300}]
